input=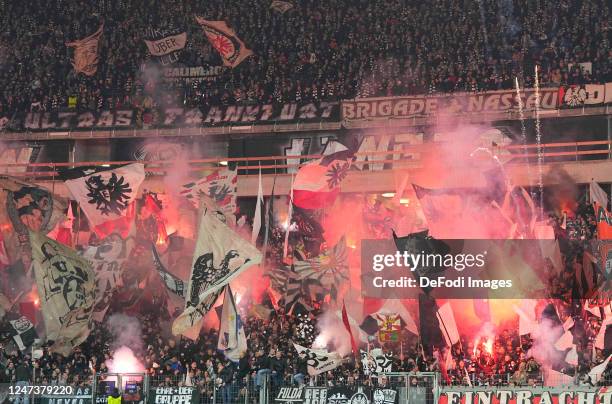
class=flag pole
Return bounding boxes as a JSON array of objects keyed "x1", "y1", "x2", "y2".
[{"x1": 283, "y1": 174, "x2": 294, "y2": 260}]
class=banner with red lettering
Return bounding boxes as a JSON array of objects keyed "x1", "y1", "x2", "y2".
[{"x1": 438, "y1": 387, "x2": 611, "y2": 404}]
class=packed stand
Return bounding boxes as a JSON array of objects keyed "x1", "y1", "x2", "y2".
[{"x1": 0, "y1": 0, "x2": 610, "y2": 123}]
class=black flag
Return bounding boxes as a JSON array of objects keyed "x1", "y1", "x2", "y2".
[
  {"x1": 418, "y1": 293, "x2": 445, "y2": 354},
  {"x1": 393, "y1": 229, "x2": 451, "y2": 294}
]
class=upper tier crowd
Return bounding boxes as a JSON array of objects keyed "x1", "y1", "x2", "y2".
[{"x1": 0, "y1": 0, "x2": 610, "y2": 119}]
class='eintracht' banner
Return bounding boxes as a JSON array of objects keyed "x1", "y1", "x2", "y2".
[{"x1": 438, "y1": 387, "x2": 611, "y2": 404}]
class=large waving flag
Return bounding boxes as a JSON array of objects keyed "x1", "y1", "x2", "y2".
[
  {"x1": 195, "y1": 18, "x2": 253, "y2": 68},
  {"x1": 292, "y1": 235, "x2": 349, "y2": 291},
  {"x1": 172, "y1": 206, "x2": 261, "y2": 336},
  {"x1": 80, "y1": 230, "x2": 135, "y2": 322},
  {"x1": 217, "y1": 285, "x2": 247, "y2": 362},
  {"x1": 590, "y1": 181, "x2": 609, "y2": 209},
  {"x1": 64, "y1": 163, "x2": 144, "y2": 238},
  {"x1": 66, "y1": 25, "x2": 103, "y2": 76},
  {"x1": 181, "y1": 169, "x2": 237, "y2": 217},
  {"x1": 292, "y1": 141, "x2": 355, "y2": 209},
  {"x1": 0, "y1": 177, "x2": 68, "y2": 266},
  {"x1": 30, "y1": 231, "x2": 95, "y2": 355}
]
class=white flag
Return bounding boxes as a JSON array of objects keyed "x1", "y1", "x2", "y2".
[
  {"x1": 436, "y1": 302, "x2": 460, "y2": 346},
  {"x1": 172, "y1": 207, "x2": 261, "y2": 335},
  {"x1": 293, "y1": 343, "x2": 343, "y2": 376},
  {"x1": 595, "y1": 317, "x2": 612, "y2": 349},
  {"x1": 554, "y1": 330, "x2": 574, "y2": 351},
  {"x1": 217, "y1": 285, "x2": 247, "y2": 362},
  {"x1": 588, "y1": 354, "x2": 612, "y2": 384},
  {"x1": 251, "y1": 167, "x2": 263, "y2": 245},
  {"x1": 80, "y1": 231, "x2": 135, "y2": 322},
  {"x1": 565, "y1": 346, "x2": 578, "y2": 366},
  {"x1": 30, "y1": 231, "x2": 95, "y2": 355},
  {"x1": 64, "y1": 163, "x2": 144, "y2": 235},
  {"x1": 590, "y1": 181, "x2": 608, "y2": 209},
  {"x1": 514, "y1": 300, "x2": 537, "y2": 335},
  {"x1": 180, "y1": 169, "x2": 237, "y2": 216},
  {"x1": 361, "y1": 348, "x2": 393, "y2": 376}
]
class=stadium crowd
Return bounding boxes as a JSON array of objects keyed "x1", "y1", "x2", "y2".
[
  {"x1": 0, "y1": 199, "x2": 610, "y2": 403},
  {"x1": 0, "y1": 0, "x2": 610, "y2": 121}
]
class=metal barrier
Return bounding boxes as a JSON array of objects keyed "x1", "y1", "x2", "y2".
[
  {"x1": 0, "y1": 140, "x2": 610, "y2": 180},
  {"x1": 17, "y1": 369, "x2": 602, "y2": 404}
]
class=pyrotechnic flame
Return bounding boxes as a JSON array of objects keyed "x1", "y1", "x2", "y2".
[{"x1": 106, "y1": 346, "x2": 145, "y2": 374}]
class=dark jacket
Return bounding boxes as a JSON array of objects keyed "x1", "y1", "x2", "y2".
[
  {"x1": 15, "y1": 364, "x2": 30, "y2": 382},
  {"x1": 295, "y1": 358, "x2": 308, "y2": 375},
  {"x1": 219, "y1": 364, "x2": 234, "y2": 384},
  {"x1": 255, "y1": 355, "x2": 270, "y2": 371},
  {"x1": 270, "y1": 357, "x2": 286, "y2": 374}
]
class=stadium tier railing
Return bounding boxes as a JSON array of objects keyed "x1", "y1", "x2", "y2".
[{"x1": 0, "y1": 140, "x2": 610, "y2": 181}]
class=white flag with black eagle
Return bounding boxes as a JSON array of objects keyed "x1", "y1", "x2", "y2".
[
  {"x1": 217, "y1": 285, "x2": 247, "y2": 362},
  {"x1": 8, "y1": 316, "x2": 38, "y2": 351},
  {"x1": 293, "y1": 343, "x2": 343, "y2": 376},
  {"x1": 64, "y1": 163, "x2": 145, "y2": 237},
  {"x1": 30, "y1": 231, "x2": 96, "y2": 356},
  {"x1": 172, "y1": 207, "x2": 261, "y2": 336}
]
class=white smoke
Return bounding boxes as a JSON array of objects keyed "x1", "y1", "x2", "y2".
[
  {"x1": 528, "y1": 317, "x2": 565, "y2": 368},
  {"x1": 105, "y1": 314, "x2": 146, "y2": 374},
  {"x1": 313, "y1": 309, "x2": 353, "y2": 357}
]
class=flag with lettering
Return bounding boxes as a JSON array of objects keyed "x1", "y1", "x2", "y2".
[
  {"x1": 30, "y1": 231, "x2": 95, "y2": 355},
  {"x1": 7, "y1": 316, "x2": 38, "y2": 351},
  {"x1": 144, "y1": 32, "x2": 187, "y2": 57},
  {"x1": 172, "y1": 207, "x2": 261, "y2": 336},
  {"x1": 64, "y1": 163, "x2": 144, "y2": 238},
  {"x1": 293, "y1": 343, "x2": 343, "y2": 376},
  {"x1": 594, "y1": 203, "x2": 612, "y2": 240},
  {"x1": 194, "y1": 18, "x2": 253, "y2": 68},
  {"x1": 361, "y1": 348, "x2": 393, "y2": 376},
  {"x1": 80, "y1": 231, "x2": 135, "y2": 322},
  {"x1": 66, "y1": 25, "x2": 104, "y2": 76}
]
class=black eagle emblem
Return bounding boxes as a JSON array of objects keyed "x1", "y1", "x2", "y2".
[{"x1": 85, "y1": 173, "x2": 132, "y2": 215}]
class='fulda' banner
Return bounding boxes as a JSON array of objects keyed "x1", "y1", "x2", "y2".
[
  {"x1": 341, "y1": 88, "x2": 559, "y2": 120},
  {"x1": 148, "y1": 387, "x2": 200, "y2": 404},
  {"x1": 438, "y1": 387, "x2": 611, "y2": 404},
  {"x1": 275, "y1": 386, "x2": 399, "y2": 404},
  {"x1": 18, "y1": 101, "x2": 339, "y2": 131}
]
